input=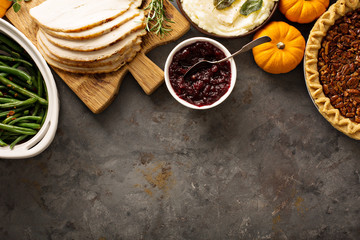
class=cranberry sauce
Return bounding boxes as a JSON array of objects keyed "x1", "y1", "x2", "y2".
[{"x1": 168, "y1": 41, "x2": 231, "y2": 107}]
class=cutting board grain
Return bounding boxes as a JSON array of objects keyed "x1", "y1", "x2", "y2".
[{"x1": 6, "y1": 0, "x2": 190, "y2": 113}]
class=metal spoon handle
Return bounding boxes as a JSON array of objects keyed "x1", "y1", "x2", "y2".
[
  {"x1": 217, "y1": 36, "x2": 272, "y2": 63},
  {"x1": 183, "y1": 36, "x2": 272, "y2": 78}
]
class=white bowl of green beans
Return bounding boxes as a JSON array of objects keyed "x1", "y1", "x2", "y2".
[{"x1": 0, "y1": 19, "x2": 59, "y2": 159}]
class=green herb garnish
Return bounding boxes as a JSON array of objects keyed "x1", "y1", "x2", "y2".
[
  {"x1": 240, "y1": 0, "x2": 263, "y2": 16},
  {"x1": 11, "y1": 0, "x2": 31, "y2": 13},
  {"x1": 213, "y1": 0, "x2": 235, "y2": 10},
  {"x1": 145, "y1": 0, "x2": 174, "y2": 37}
]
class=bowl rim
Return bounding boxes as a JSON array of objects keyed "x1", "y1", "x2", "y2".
[
  {"x1": 164, "y1": 37, "x2": 237, "y2": 110},
  {"x1": 175, "y1": 0, "x2": 279, "y2": 39},
  {"x1": 0, "y1": 19, "x2": 59, "y2": 159}
]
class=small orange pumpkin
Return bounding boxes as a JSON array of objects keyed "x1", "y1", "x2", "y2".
[
  {"x1": 0, "y1": 0, "x2": 11, "y2": 18},
  {"x1": 280, "y1": 0, "x2": 329, "y2": 23},
  {"x1": 252, "y1": 21, "x2": 306, "y2": 74}
]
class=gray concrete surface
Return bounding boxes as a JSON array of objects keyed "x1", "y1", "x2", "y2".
[{"x1": 1, "y1": 1, "x2": 360, "y2": 239}]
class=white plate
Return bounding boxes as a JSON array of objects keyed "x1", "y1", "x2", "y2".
[{"x1": 0, "y1": 19, "x2": 59, "y2": 159}]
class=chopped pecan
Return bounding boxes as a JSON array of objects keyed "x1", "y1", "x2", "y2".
[{"x1": 318, "y1": 8, "x2": 360, "y2": 122}]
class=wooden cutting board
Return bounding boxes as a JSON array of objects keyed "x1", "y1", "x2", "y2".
[{"x1": 6, "y1": 0, "x2": 190, "y2": 113}]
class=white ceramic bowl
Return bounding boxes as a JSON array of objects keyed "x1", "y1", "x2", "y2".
[
  {"x1": 164, "y1": 37, "x2": 236, "y2": 109},
  {"x1": 0, "y1": 19, "x2": 59, "y2": 159}
]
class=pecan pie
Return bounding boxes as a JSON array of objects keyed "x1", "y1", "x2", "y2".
[{"x1": 305, "y1": 0, "x2": 360, "y2": 139}]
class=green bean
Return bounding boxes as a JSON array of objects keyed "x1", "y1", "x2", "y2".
[
  {"x1": 11, "y1": 77, "x2": 35, "y2": 90},
  {"x1": 0, "y1": 55, "x2": 32, "y2": 67},
  {"x1": 17, "y1": 122, "x2": 41, "y2": 130},
  {"x1": 0, "y1": 138, "x2": 7, "y2": 146},
  {"x1": 24, "y1": 66, "x2": 38, "y2": 88},
  {"x1": 0, "y1": 105, "x2": 31, "y2": 118},
  {"x1": 0, "y1": 123, "x2": 36, "y2": 135},
  {"x1": 0, "y1": 85, "x2": 6, "y2": 90},
  {"x1": 0, "y1": 97, "x2": 20, "y2": 103},
  {"x1": 0, "y1": 76, "x2": 47, "y2": 105},
  {"x1": 2, "y1": 113, "x2": 21, "y2": 124},
  {"x1": 0, "y1": 97, "x2": 37, "y2": 108},
  {"x1": 0, "y1": 62, "x2": 21, "y2": 74},
  {"x1": 37, "y1": 70, "x2": 43, "y2": 97},
  {"x1": 23, "y1": 110, "x2": 29, "y2": 115},
  {"x1": 32, "y1": 103, "x2": 40, "y2": 116},
  {"x1": 12, "y1": 63, "x2": 21, "y2": 68},
  {"x1": 9, "y1": 116, "x2": 41, "y2": 125},
  {"x1": 31, "y1": 75, "x2": 37, "y2": 89},
  {"x1": 0, "y1": 33, "x2": 23, "y2": 53},
  {"x1": 25, "y1": 65, "x2": 36, "y2": 77},
  {"x1": 6, "y1": 89, "x2": 27, "y2": 100},
  {"x1": 2, "y1": 135, "x2": 18, "y2": 140},
  {"x1": 16, "y1": 122, "x2": 41, "y2": 130},
  {"x1": 0, "y1": 66, "x2": 32, "y2": 84},
  {"x1": 1, "y1": 131, "x2": 20, "y2": 136},
  {"x1": 0, "y1": 45, "x2": 21, "y2": 58},
  {"x1": 37, "y1": 107, "x2": 44, "y2": 117},
  {"x1": 40, "y1": 107, "x2": 47, "y2": 125},
  {"x1": 9, "y1": 135, "x2": 27, "y2": 149}
]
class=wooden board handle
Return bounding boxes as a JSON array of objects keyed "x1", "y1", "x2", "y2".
[{"x1": 129, "y1": 53, "x2": 164, "y2": 95}]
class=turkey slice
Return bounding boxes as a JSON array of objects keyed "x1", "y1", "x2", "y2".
[
  {"x1": 38, "y1": 36, "x2": 142, "y2": 68},
  {"x1": 42, "y1": 12, "x2": 145, "y2": 51},
  {"x1": 38, "y1": 42, "x2": 141, "y2": 74},
  {"x1": 43, "y1": 7, "x2": 141, "y2": 40},
  {"x1": 37, "y1": 29, "x2": 146, "y2": 62},
  {"x1": 29, "y1": 0, "x2": 141, "y2": 32}
]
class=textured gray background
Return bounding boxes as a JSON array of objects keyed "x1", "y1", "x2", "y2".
[{"x1": 1, "y1": 1, "x2": 360, "y2": 239}]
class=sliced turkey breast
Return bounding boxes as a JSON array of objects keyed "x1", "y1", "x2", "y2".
[
  {"x1": 43, "y1": 7, "x2": 141, "y2": 40},
  {"x1": 37, "y1": 29, "x2": 146, "y2": 62},
  {"x1": 38, "y1": 36, "x2": 142, "y2": 68},
  {"x1": 42, "y1": 12, "x2": 145, "y2": 52},
  {"x1": 38, "y1": 42, "x2": 141, "y2": 74},
  {"x1": 30, "y1": 0, "x2": 141, "y2": 32}
]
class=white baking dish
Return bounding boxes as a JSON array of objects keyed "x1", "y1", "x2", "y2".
[{"x1": 0, "y1": 19, "x2": 59, "y2": 159}]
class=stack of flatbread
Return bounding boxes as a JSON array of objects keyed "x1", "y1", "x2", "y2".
[{"x1": 30, "y1": 0, "x2": 146, "y2": 74}]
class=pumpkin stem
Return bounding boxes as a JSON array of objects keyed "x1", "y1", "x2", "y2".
[{"x1": 277, "y1": 42, "x2": 285, "y2": 49}]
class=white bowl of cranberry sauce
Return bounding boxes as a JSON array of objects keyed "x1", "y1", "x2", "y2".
[{"x1": 164, "y1": 37, "x2": 236, "y2": 109}]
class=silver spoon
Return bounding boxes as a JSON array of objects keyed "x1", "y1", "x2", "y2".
[{"x1": 183, "y1": 36, "x2": 272, "y2": 78}]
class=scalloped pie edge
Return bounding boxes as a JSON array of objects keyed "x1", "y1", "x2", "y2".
[{"x1": 305, "y1": 0, "x2": 360, "y2": 140}]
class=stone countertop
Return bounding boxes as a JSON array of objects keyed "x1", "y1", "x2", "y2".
[{"x1": 1, "y1": 1, "x2": 360, "y2": 239}]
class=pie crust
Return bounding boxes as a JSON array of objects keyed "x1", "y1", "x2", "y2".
[{"x1": 305, "y1": 0, "x2": 360, "y2": 140}]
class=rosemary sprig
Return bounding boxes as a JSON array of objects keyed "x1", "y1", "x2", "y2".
[{"x1": 145, "y1": 0, "x2": 174, "y2": 37}]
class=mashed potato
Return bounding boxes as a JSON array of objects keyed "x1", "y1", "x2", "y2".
[{"x1": 181, "y1": 0, "x2": 277, "y2": 36}]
